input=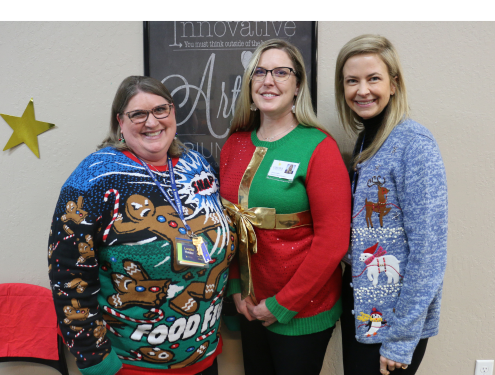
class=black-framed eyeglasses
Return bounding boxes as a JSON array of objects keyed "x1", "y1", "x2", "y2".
[
  {"x1": 124, "y1": 104, "x2": 174, "y2": 124},
  {"x1": 251, "y1": 67, "x2": 296, "y2": 82}
]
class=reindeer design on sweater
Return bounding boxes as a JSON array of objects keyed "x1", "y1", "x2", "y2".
[{"x1": 365, "y1": 176, "x2": 392, "y2": 228}]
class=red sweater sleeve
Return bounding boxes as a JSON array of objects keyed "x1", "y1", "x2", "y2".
[{"x1": 272, "y1": 137, "x2": 351, "y2": 313}]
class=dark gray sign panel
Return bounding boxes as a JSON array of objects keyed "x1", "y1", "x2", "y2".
[{"x1": 144, "y1": 21, "x2": 317, "y2": 172}]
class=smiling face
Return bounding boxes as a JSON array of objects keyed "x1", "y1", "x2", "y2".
[
  {"x1": 343, "y1": 54, "x2": 396, "y2": 120},
  {"x1": 251, "y1": 48, "x2": 299, "y2": 120},
  {"x1": 118, "y1": 92, "x2": 177, "y2": 165}
]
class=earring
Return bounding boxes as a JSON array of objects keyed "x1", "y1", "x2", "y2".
[
  {"x1": 119, "y1": 132, "x2": 125, "y2": 143},
  {"x1": 291, "y1": 104, "x2": 296, "y2": 114},
  {"x1": 250, "y1": 103, "x2": 258, "y2": 112}
]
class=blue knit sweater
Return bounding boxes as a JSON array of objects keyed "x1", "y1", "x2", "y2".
[{"x1": 346, "y1": 119, "x2": 448, "y2": 364}]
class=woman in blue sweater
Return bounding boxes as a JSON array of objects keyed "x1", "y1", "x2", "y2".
[{"x1": 335, "y1": 35, "x2": 448, "y2": 375}]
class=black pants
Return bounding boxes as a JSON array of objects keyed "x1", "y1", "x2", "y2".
[
  {"x1": 341, "y1": 266, "x2": 428, "y2": 375},
  {"x1": 240, "y1": 316, "x2": 334, "y2": 375},
  {"x1": 195, "y1": 358, "x2": 218, "y2": 375}
]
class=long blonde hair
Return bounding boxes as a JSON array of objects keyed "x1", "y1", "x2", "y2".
[
  {"x1": 98, "y1": 76, "x2": 185, "y2": 157},
  {"x1": 230, "y1": 39, "x2": 326, "y2": 136},
  {"x1": 335, "y1": 34, "x2": 409, "y2": 167}
]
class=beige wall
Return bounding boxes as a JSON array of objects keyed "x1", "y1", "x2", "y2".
[{"x1": 0, "y1": 22, "x2": 493, "y2": 375}]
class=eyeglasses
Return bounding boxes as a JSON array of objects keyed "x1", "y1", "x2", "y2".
[
  {"x1": 124, "y1": 104, "x2": 174, "y2": 124},
  {"x1": 251, "y1": 67, "x2": 296, "y2": 82}
]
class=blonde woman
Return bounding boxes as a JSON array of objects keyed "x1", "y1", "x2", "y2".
[
  {"x1": 335, "y1": 35, "x2": 448, "y2": 375},
  {"x1": 220, "y1": 39, "x2": 351, "y2": 375}
]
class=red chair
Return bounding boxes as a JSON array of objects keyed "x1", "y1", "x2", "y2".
[{"x1": 0, "y1": 283, "x2": 68, "y2": 375}]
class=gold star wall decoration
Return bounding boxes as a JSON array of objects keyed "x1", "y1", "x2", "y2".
[{"x1": 2, "y1": 98, "x2": 55, "y2": 158}]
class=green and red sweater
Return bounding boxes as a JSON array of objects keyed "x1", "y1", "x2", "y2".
[
  {"x1": 48, "y1": 148, "x2": 236, "y2": 375},
  {"x1": 219, "y1": 125, "x2": 351, "y2": 335}
]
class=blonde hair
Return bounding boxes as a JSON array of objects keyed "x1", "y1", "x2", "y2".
[
  {"x1": 98, "y1": 76, "x2": 185, "y2": 157},
  {"x1": 230, "y1": 39, "x2": 326, "y2": 136},
  {"x1": 335, "y1": 34, "x2": 409, "y2": 167}
]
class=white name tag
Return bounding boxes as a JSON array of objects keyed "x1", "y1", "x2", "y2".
[{"x1": 267, "y1": 160, "x2": 300, "y2": 183}]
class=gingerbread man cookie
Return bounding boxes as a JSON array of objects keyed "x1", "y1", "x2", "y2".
[
  {"x1": 169, "y1": 282, "x2": 205, "y2": 316},
  {"x1": 93, "y1": 320, "x2": 107, "y2": 346},
  {"x1": 61, "y1": 196, "x2": 88, "y2": 225},
  {"x1": 63, "y1": 298, "x2": 91, "y2": 325},
  {"x1": 136, "y1": 346, "x2": 175, "y2": 364},
  {"x1": 77, "y1": 234, "x2": 95, "y2": 264},
  {"x1": 169, "y1": 341, "x2": 209, "y2": 369},
  {"x1": 170, "y1": 233, "x2": 234, "y2": 315},
  {"x1": 107, "y1": 260, "x2": 172, "y2": 310},
  {"x1": 113, "y1": 194, "x2": 221, "y2": 273},
  {"x1": 65, "y1": 278, "x2": 88, "y2": 293}
]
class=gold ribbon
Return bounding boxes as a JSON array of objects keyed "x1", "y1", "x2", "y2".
[
  {"x1": 222, "y1": 146, "x2": 312, "y2": 302},
  {"x1": 222, "y1": 198, "x2": 274, "y2": 303},
  {"x1": 222, "y1": 198, "x2": 312, "y2": 302}
]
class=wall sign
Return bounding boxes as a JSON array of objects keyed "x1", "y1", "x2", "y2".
[{"x1": 144, "y1": 21, "x2": 317, "y2": 172}]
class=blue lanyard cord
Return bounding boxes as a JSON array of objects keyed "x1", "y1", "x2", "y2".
[
  {"x1": 137, "y1": 155, "x2": 192, "y2": 234},
  {"x1": 351, "y1": 133, "x2": 366, "y2": 196}
]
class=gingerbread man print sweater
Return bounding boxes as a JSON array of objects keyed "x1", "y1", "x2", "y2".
[{"x1": 48, "y1": 147, "x2": 236, "y2": 375}]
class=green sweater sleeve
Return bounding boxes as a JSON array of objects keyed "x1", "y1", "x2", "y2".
[
  {"x1": 227, "y1": 278, "x2": 242, "y2": 297},
  {"x1": 79, "y1": 350, "x2": 122, "y2": 375},
  {"x1": 266, "y1": 295, "x2": 298, "y2": 324}
]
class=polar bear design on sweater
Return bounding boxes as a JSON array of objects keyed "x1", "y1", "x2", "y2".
[{"x1": 359, "y1": 243, "x2": 401, "y2": 286}]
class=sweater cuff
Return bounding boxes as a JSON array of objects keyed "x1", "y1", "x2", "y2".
[
  {"x1": 227, "y1": 278, "x2": 241, "y2": 297},
  {"x1": 266, "y1": 296, "x2": 298, "y2": 324},
  {"x1": 80, "y1": 350, "x2": 122, "y2": 375},
  {"x1": 379, "y1": 338, "x2": 418, "y2": 366}
]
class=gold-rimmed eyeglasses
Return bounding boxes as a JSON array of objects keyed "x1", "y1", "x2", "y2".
[
  {"x1": 251, "y1": 67, "x2": 296, "y2": 82},
  {"x1": 124, "y1": 104, "x2": 174, "y2": 124}
]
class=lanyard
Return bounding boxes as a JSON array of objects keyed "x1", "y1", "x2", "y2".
[
  {"x1": 351, "y1": 133, "x2": 366, "y2": 196},
  {"x1": 137, "y1": 155, "x2": 192, "y2": 235}
]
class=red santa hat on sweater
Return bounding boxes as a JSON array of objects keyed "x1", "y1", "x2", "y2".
[
  {"x1": 364, "y1": 243, "x2": 379, "y2": 255},
  {"x1": 371, "y1": 307, "x2": 382, "y2": 316}
]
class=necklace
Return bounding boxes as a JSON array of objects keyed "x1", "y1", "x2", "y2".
[{"x1": 259, "y1": 124, "x2": 295, "y2": 142}]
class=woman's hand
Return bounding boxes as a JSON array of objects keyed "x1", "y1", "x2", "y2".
[
  {"x1": 379, "y1": 356, "x2": 408, "y2": 374},
  {"x1": 246, "y1": 299, "x2": 277, "y2": 327},
  {"x1": 232, "y1": 293, "x2": 256, "y2": 321}
]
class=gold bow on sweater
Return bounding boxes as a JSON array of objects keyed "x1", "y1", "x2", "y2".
[{"x1": 222, "y1": 197, "x2": 312, "y2": 302}]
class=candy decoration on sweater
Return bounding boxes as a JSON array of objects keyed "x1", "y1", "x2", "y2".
[
  {"x1": 102, "y1": 319, "x2": 122, "y2": 337},
  {"x1": 63, "y1": 232, "x2": 75, "y2": 241},
  {"x1": 103, "y1": 189, "x2": 120, "y2": 242},
  {"x1": 76, "y1": 261, "x2": 99, "y2": 268},
  {"x1": 210, "y1": 286, "x2": 225, "y2": 306},
  {"x1": 48, "y1": 241, "x2": 60, "y2": 258},
  {"x1": 196, "y1": 328, "x2": 215, "y2": 342},
  {"x1": 74, "y1": 328, "x2": 85, "y2": 338},
  {"x1": 103, "y1": 305, "x2": 165, "y2": 324},
  {"x1": 118, "y1": 349, "x2": 142, "y2": 361}
]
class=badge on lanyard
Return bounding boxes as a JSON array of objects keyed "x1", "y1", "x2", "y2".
[
  {"x1": 193, "y1": 236, "x2": 212, "y2": 263},
  {"x1": 136, "y1": 154, "x2": 212, "y2": 268},
  {"x1": 267, "y1": 160, "x2": 300, "y2": 183},
  {"x1": 175, "y1": 237, "x2": 210, "y2": 268}
]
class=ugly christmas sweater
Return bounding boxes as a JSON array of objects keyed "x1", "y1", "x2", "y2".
[
  {"x1": 346, "y1": 119, "x2": 448, "y2": 364},
  {"x1": 220, "y1": 125, "x2": 351, "y2": 335},
  {"x1": 48, "y1": 147, "x2": 236, "y2": 375}
]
